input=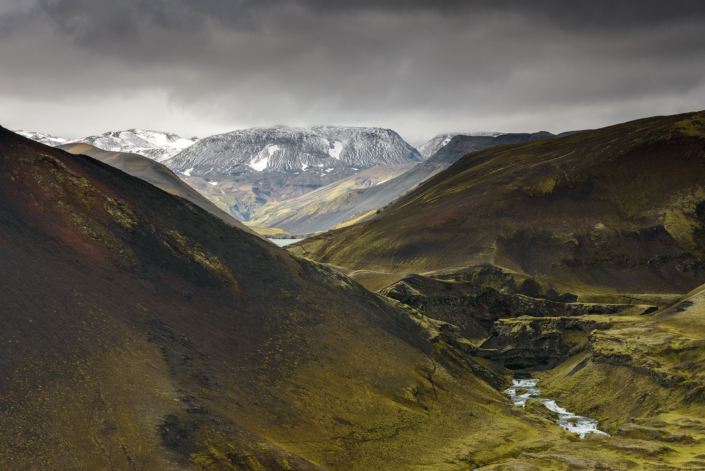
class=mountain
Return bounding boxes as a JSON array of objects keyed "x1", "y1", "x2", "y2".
[
  {"x1": 14, "y1": 130, "x2": 70, "y2": 147},
  {"x1": 289, "y1": 111, "x2": 705, "y2": 301},
  {"x1": 162, "y1": 125, "x2": 423, "y2": 220},
  {"x1": 2, "y1": 126, "x2": 584, "y2": 470},
  {"x1": 55, "y1": 142, "x2": 258, "y2": 237},
  {"x1": 77, "y1": 128, "x2": 199, "y2": 161},
  {"x1": 165, "y1": 125, "x2": 422, "y2": 176},
  {"x1": 252, "y1": 132, "x2": 556, "y2": 234},
  {"x1": 416, "y1": 132, "x2": 502, "y2": 159}
]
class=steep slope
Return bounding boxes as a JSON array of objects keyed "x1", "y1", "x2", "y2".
[
  {"x1": 417, "y1": 132, "x2": 502, "y2": 159},
  {"x1": 166, "y1": 125, "x2": 422, "y2": 176},
  {"x1": 55, "y1": 142, "x2": 257, "y2": 236},
  {"x1": 247, "y1": 163, "x2": 418, "y2": 234},
  {"x1": 0, "y1": 127, "x2": 576, "y2": 470},
  {"x1": 290, "y1": 111, "x2": 705, "y2": 299},
  {"x1": 255, "y1": 132, "x2": 557, "y2": 234},
  {"x1": 77, "y1": 128, "x2": 199, "y2": 161}
]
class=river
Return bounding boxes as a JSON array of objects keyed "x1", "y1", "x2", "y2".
[{"x1": 505, "y1": 378, "x2": 610, "y2": 438}]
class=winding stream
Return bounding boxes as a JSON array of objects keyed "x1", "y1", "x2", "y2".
[{"x1": 505, "y1": 378, "x2": 610, "y2": 438}]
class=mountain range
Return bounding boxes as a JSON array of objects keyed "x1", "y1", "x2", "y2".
[
  {"x1": 8, "y1": 111, "x2": 705, "y2": 470},
  {"x1": 250, "y1": 131, "x2": 562, "y2": 234},
  {"x1": 16, "y1": 128, "x2": 200, "y2": 161},
  {"x1": 0, "y1": 126, "x2": 573, "y2": 470},
  {"x1": 164, "y1": 125, "x2": 422, "y2": 176}
]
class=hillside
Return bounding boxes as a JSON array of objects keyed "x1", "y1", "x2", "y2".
[
  {"x1": 55, "y1": 142, "x2": 257, "y2": 236},
  {"x1": 0, "y1": 126, "x2": 580, "y2": 470},
  {"x1": 289, "y1": 111, "x2": 705, "y2": 300},
  {"x1": 247, "y1": 162, "x2": 418, "y2": 234}
]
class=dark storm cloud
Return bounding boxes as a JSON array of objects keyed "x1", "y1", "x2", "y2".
[{"x1": 1, "y1": 0, "x2": 704, "y2": 143}]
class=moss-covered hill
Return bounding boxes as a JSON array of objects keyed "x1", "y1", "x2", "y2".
[
  {"x1": 290, "y1": 111, "x2": 705, "y2": 299},
  {"x1": 0, "y1": 127, "x2": 583, "y2": 470}
]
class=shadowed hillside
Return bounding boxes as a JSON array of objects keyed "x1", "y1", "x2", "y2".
[
  {"x1": 290, "y1": 111, "x2": 705, "y2": 299},
  {"x1": 0, "y1": 127, "x2": 580, "y2": 470}
]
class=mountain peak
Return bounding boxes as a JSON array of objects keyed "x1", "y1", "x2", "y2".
[{"x1": 165, "y1": 125, "x2": 422, "y2": 176}]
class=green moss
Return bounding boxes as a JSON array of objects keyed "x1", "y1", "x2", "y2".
[{"x1": 164, "y1": 230, "x2": 241, "y2": 295}]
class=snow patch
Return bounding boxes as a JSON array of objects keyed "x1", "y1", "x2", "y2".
[
  {"x1": 328, "y1": 141, "x2": 343, "y2": 159},
  {"x1": 183, "y1": 168, "x2": 194, "y2": 176},
  {"x1": 325, "y1": 168, "x2": 333, "y2": 172},
  {"x1": 376, "y1": 180, "x2": 388, "y2": 185},
  {"x1": 248, "y1": 145, "x2": 278, "y2": 171},
  {"x1": 208, "y1": 181, "x2": 218, "y2": 186},
  {"x1": 266, "y1": 144, "x2": 280, "y2": 156},
  {"x1": 249, "y1": 157, "x2": 269, "y2": 172}
]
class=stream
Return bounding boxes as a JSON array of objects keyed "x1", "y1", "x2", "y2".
[
  {"x1": 505, "y1": 378, "x2": 610, "y2": 439},
  {"x1": 472, "y1": 379, "x2": 609, "y2": 470}
]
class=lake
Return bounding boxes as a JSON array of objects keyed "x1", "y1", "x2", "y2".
[{"x1": 270, "y1": 239, "x2": 303, "y2": 247}]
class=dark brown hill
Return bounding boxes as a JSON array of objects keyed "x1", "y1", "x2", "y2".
[
  {"x1": 0, "y1": 127, "x2": 575, "y2": 469},
  {"x1": 290, "y1": 111, "x2": 705, "y2": 300}
]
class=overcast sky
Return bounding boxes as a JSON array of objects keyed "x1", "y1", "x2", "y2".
[{"x1": 1, "y1": 0, "x2": 704, "y2": 146}]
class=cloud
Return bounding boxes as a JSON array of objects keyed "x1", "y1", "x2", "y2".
[{"x1": 1, "y1": 0, "x2": 704, "y2": 144}]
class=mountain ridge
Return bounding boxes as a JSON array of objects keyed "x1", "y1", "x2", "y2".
[{"x1": 165, "y1": 125, "x2": 423, "y2": 176}]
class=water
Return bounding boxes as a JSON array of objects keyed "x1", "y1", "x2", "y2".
[
  {"x1": 504, "y1": 378, "x2": 610, "y2": 439},
  {"x1": 270, "y1": 238, "x2": 303, "y2": 247}
]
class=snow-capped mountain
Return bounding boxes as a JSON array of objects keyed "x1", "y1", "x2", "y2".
[
  {"x1": 15, "y1": 130, "x2": 70, "y2": 147},
  {"x1": 417, "y1": 132, "x2": 503, "y2": 160},
  {"x1": 15, "y1": 128, "x2": 199, "y2": 161},
  {"x1": 165, "y1": 126, "x2": 423, "y2": 176},
  {"x1": 78, "y1": 129, "x2": 199, "y2": 162}
]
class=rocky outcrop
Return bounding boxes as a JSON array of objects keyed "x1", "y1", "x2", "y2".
[
  {"x1": 525, "y1": 399, "x2": 561, "y2": 421},
  {"x1": 477, "y1": 317, "x2": 611, "y2": 370},
  {"x1": 380, "y1": 274, "x2": 634, "y2": 339}
]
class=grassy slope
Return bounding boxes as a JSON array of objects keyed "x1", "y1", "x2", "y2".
[
  {"x1": 0, "y1": 127, "x2": 579, "y2": 470},
  {"x1": 291, "y1": 111, "x2": 705, "y2": 299}
]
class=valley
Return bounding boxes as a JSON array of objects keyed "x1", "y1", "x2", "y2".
[{"x1": 4, "y1": 110, "x2": 705, "y2": 470}]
